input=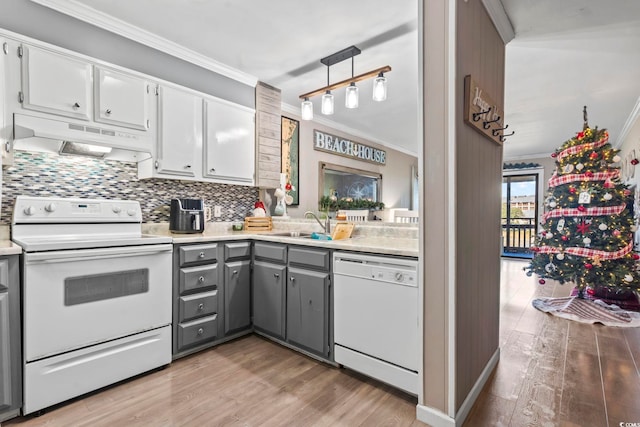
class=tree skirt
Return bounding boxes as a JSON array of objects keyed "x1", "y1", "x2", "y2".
[{"x1": 532, "y1": 296, "x2": 640, "y2": 327}]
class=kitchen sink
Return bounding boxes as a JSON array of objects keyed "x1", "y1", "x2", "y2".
[{"x1": 268, "y1": 231, "x2": 314, "y2": 238}]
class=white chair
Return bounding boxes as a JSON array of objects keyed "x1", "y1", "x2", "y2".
[
  {"x1": 342, "y1": 209, "x2": 369, "y2": 222},
  {"x1": 394, "y1": 210, "x2": 419, "y2": 224}
]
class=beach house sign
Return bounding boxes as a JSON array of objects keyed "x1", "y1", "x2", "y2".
[{"x1": 313, "y1": 130, "x2": 386, "y2": 165}]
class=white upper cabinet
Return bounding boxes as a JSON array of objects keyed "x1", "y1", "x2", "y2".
[
  {"x1": 203, "y1": 97, "x2": 255, "y2": 184},
  {"x1": 154, "y1": 85, "x2": 202, "y2": 177},
  {"x1": 94, "y1": 67, "x2": 149, "y2": 131},
  {"x1": 19, "y1": 45, "x2": 92, "y2": 120}
]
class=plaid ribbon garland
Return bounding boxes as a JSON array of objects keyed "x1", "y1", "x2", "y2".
[
  {"x1": 542, "y1": 204, "x2": 626, "y2": 223},
  {"x1": 557, "y1": 134, "x2": 609, "y2": 161},
  {"x1": 537, "y1": 240, "x2": 633, "y2": 260},
  {"x1": 548, "y1": 170, "x2": 619, "y2": 188}
]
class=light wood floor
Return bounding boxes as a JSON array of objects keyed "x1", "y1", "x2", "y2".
[
  {"x1": 6, "y1": 259, "x2": 640, "y2": 426},
  {"x1": 464, "y1": 258, "x2": 640, "y2": 426}
]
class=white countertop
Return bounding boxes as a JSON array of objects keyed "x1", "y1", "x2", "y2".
[{"x1": 145, "y1": 222, "x2": 419, "y2": 258}]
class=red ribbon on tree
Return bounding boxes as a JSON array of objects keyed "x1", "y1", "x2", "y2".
[
  {"x1": 536, "y1": 240, "x2": 633, "y2": 260},
  {"x1": 548, "y1": 170, "x2": 619, "y2": 188},
  {"x1": 556, "y1": 133, "x2": 609, "y2": 161},
  {"x1": 542, "y1": 204, "x2": 626, "y2": 223}
]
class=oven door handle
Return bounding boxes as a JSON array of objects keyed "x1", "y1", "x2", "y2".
[{"x1": 24, "y1": 244, "x2": 173, "y2": 264}]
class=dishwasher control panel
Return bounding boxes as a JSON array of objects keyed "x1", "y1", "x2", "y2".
[{"x1": 333, "y1": 252, "x2": 418, "y2": 287}]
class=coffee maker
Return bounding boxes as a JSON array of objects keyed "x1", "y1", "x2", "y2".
[{"x1": 169, "y1": 198, "x2": 205, "y2": 233}]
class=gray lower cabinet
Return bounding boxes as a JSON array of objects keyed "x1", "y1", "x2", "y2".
[
  {"x1": 0, "y1": 256, "x2": 21, "y2": 423},
  {"x1": 286, "y1": 267, "x2": 330, "y2": 358},
  {"x1": 223, "y1": 241, "x2": 252, "y2": 335},
  {"x1": 173, "y1": 243, "x2": 222, "y2": 357},
  {"x1": 252, "y1": 260, "x2": 286, "y2": 339}
]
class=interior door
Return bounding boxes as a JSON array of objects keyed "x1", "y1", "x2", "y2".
[{"x1": 502, "y1": 173, "x2": 539, "y2": 257}]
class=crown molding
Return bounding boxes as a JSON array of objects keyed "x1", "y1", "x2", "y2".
[
  {"x1": 614, "y1": 96, "x2": 640, "y2": 149},
  {"x1": 29, "y1": 0, "x2": 258, "y2": 86},
  {"x1": 281, "y1": 102, "x2": 418, "y2": 158},
  {"x1": 481, "y1": 0, "x2": 515, "y2": 44}
]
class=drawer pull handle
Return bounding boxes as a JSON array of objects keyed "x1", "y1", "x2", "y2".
[
  {"x1": 199, "y1": 252, "x2": 205, "y2": 258},
  {"x1": 72, "y1": 102, "x2": 80, "y2": 110},
  {"x1": 198, "y1": 276, "x2": 205, "y2": 283},
  {"x1": 232, "y1": 270, "x2": 238, "y2": 275},
  {"x1": 106, "y1": 108, "x2": 112, "y2": 115},
  {"x1": 273, "y1": 273, "x2": 279, "y2": 278},
  {"x1": 198, "y1": 303, "x2": 204, "y2": 311},
  {"x1": 290, "y1": 276, "x2": 295, "y2": 282},
  {"x1": 197, "y1": 328, "x2": 204, "y2": 335}
]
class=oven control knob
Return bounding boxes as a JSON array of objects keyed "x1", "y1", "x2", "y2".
[
  {"x1": 23, "y1": 206, "x2": 36, "y2": 216},
  {"x1": 127, "y1": 209, "x2": 137, "y2": 216},
  {"x1": 112, "y1": 206, "x2": 122, "y2": 214},
  {"x1": 395, "y1": 272, "x2": 405, "y2": 282},
  {"x1": 44, "y1": 203, "x2": 56, "y2": 213}
]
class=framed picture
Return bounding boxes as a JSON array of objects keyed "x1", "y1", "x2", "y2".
[{"x1": 281, "y1": 116, "x2": 299, "y2": 205}]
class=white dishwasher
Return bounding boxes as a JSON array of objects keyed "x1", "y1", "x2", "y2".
[{"x1": 333, "y1": 252, "x2": 419, "y2": 395}]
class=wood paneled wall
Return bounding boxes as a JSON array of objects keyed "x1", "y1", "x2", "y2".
[{"x1": 454, "y1": 0, "x2": 504, "y2": 411}]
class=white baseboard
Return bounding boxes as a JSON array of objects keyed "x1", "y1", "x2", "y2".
[{"x1": 416, "y1": 348, "x2": 500, "y2": 426}]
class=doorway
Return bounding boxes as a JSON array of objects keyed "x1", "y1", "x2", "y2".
[{"x1": 501, "y1": 172, "x2": 540, "y2": 258}]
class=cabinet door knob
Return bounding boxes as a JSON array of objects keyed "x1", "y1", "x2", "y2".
[
  {"x1": 232, "y1": 270, "x2": 238, "y2": 275},
  {"x1": 290, "y1": 276, "x2": 295, "y2": 282},
  {"x1": 198, "y1": 303, "x2": 204, "y2": 311},
  {"x1": 198, "y1": 252, "x2": 205, "y2": 258},
  {"x1": 105, "y1": 108, "x2": 112, "y2": 115},
  {"x1": 197, "y1": 328, "x2": 204, "y2": 335},
  {"x1": 185, "y1": 164, "x2": 192, "y2": 169},
  {"x1": 210, "y1": 168, "x2": 216, "y2": 172},
  {"x1": 72, "y1": 102, "x2": 80, "y2": 110},
  {"x1": 198, "y1": 276, "x2": 205, "y2": 283},
  {"x1": 273, "y1": 273, "x2": 280, "y2": 278}
]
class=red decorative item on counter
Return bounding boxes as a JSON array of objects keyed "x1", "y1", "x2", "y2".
[
  {"x1": 254, "y1": 201, "x2": 265, "y2": 210},
  {"x1": 631, "y1": 158, "x2": 639, "y2": 166}
]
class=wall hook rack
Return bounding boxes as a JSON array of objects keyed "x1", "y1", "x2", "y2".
[
  {"x1": 491, "y1": 125, "x2": 509, "y2": 136},
  {"x1": 499, "y1": 131, "x2": 515, "y2": 142},
  {"x1": 482, "y1": 116, "x2": 501, "y2": 129},
  {"x1": 472, "y1": 108, "x2": 491, "y2": 122}
]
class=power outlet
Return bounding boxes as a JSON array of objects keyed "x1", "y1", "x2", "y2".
[
  {"x1": 213, "y1": 205, "x2": 222, "y2": 217},
  {"x1": 204, "y1": 206, "x2": 212, "y2": 221}
]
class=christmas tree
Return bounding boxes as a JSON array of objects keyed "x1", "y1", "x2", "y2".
[{"x1": 526, "y1": 108, "x2": 640, "y2": 307}]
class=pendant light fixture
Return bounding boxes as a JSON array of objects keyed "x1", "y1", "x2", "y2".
[
  {"x1": 372, "y1": 72, "x2": 387, "y2": 102},
  {"x1": 321, "y1": 65, "x2": 334, "y2": 115},
  {"x1": 301, "y1": 97, "x2": 313, "y2": 120},
  {"x1": 345, "y1": 56, "x2": 359, "y2": 109},
  {"x1": 299, "y1": 45, "x2": 391, "y2": 120}
]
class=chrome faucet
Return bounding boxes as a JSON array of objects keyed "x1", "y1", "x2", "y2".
[{"x1": 304, "y1": 211, "x2": 331, "y2": 234}]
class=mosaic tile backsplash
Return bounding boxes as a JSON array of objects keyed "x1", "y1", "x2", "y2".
[{"x1": 1, "y1": 151, "x2": 259, "y2": 225}]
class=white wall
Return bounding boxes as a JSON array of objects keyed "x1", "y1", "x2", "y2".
[{"x1": 615, "y1": 114, "x2": 640, "y2": 246}]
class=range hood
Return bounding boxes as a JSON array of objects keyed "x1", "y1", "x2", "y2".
[{"x1": 12, "y1": 113, "x2": 153, "y2": 162}]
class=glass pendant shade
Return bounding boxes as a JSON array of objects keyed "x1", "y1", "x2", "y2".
[
  {"x1": 345, "y1": 82, "x2": 359, "y2": 109},
  {"x1": 301, "y1": 97, "x2": 313, "y2": 120},
  {"x1": 321, "y1": 91, "x2": 334, "y2": 115},
  {"x1": 372, "y1": 73, "x2": 387, "y2": 101}
]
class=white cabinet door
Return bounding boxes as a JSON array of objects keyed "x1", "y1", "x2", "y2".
[
  {"x1": 94, "y1": 67, "x2": 149, "y2": 131},
  {"x1": 20, "y1": 45, "x2": 91, "y2": 120},
  {"x1": 203, "y1": 97, "x2": 254, "y2": 184},
  {"x1": 156, "y1": 86, "x2": 201, "y2": 177}
]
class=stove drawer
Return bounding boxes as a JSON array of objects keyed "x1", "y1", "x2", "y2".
[
  {"x1": 179, "y1": 244, "x2": 218, "y2": 266},
  {"x1": 179, "y1": 290, "x2": 218, "y2": 322},
  {"x1": 179, "y1": 264, "x2": 218, "y2": 294},
  {"x1": 178, "y1": 315, "x2": 218, "y2": 349}
]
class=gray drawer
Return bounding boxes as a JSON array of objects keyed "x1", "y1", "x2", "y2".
[
  {"x1": 254, "y1": 242, "x2": 286, "y2": 264},
  {"x1": 224, "y1": 241, "x2": 251, "y2": 261},
  {"x1": 179, "y1": 244, "x2": 218, "y2": 266},
  {"x1": 179, "y1": 290, "x2": 218, "y2": 322},
  {"x1": 289, "y1": 246, "x2": 330, "y2": 271},
  {"x1": 179, "y1": 264, "x2": 218, "y2": 294},
  {"x1": 178, "y1": 314, "x2": 218, "y2": 349}
]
